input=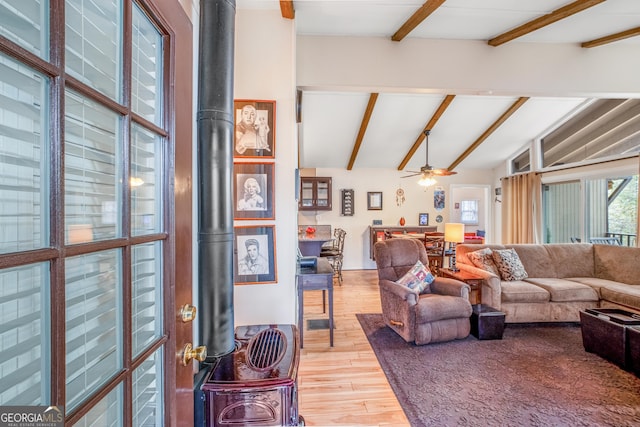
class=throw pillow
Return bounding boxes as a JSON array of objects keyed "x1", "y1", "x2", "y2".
[
  {"x1": 468, "y1": 248, "x2": 500, "y2": 276},
  {"x1": 491, "y1": 248, "x2": 528, "y2": 281},
  {"x1": 395, "y1": 260, "x2": 435, "y2": 293}
]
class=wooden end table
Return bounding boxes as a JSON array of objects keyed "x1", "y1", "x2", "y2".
[{"x1": 439, "y1": 268, "x2": 483, "y2": 305}]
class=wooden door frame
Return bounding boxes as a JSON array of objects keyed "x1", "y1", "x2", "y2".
[{"x1": 147, "y1": 0, "x2": 194, "y2": 425}]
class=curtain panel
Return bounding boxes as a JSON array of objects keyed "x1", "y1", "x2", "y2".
[{"x1": 501, "y1": 172, "x2": 542, "y2": 244}]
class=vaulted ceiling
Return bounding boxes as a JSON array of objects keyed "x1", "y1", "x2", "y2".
[{"x1": 238, "y1": 0, "x2": 640, "y2": 174}]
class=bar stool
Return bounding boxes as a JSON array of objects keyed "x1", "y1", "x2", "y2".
[{"x1": 320, "y1": 228, "x2": 346, "y2": 284}]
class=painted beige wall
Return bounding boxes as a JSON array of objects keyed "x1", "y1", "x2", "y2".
[{"x1": 233, "y1": 9, "x2": 298, "y2": 326}]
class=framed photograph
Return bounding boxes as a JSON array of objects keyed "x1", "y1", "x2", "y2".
[
  {"x1": 418, "y1": 213, "x2": 429, "y2": 226},
  {"x1": 234, "y1": 99, "x2": 276, "y2": 158},
  {"x1": 234, "y1": 225, "x2": 277, "y2": 285},
  {"x1": 367, "y1": 191, "x2": 383, "y2": 210},
  {"x1": 234, "y1": 162, "x2": 274, "y2": 220}
]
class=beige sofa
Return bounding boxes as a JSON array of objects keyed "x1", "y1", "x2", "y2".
[{"x1": 456, "y1": 243, "x2": 640, "y2": 323}]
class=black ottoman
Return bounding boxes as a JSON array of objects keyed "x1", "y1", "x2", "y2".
[
  {"x1": 471, "y1": 304, "x2": 505, "y2": 340},
  {"x1": 580, "y1": 308, "x2": 640, "y2": 370}
]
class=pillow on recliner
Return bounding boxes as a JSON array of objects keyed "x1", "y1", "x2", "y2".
[
  {"x1": 395, "y1": 260, "x2": 435, "y2": 293},
  {"x1": 468, "y1": 248, "x2": 500, "y2": 276},
  {"x1": 491, "y1": 248, "x2": 528, "y2": 281}
]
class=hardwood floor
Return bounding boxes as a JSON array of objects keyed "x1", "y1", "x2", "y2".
[{"x1": 297, "y1": 269, "x2": 409, "y2": 426}]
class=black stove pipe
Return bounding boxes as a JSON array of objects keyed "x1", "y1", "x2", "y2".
[{"x1": 197, "y1": 0, "x2": 236, "y2": 359}]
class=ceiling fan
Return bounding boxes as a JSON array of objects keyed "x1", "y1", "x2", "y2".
[{"x1": 402, "y1": 130, "x2": 457, "y2": 186}]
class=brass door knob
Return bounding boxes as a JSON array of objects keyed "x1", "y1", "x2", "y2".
[
  {"x1": 179, "y1": 304, "x2": 197, "y2": 323},
  {"x1": 182, "y1": 343, "x2": 207, "y2": 366}
]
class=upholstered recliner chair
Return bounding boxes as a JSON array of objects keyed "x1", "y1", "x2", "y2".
[{"x1": 373, "y1": 238, "x2": 473, "y2": 345}]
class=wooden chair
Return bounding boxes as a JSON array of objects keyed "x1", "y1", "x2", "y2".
[{"x1": 423, "y1": 232, "x2": 445, "y2": 275}]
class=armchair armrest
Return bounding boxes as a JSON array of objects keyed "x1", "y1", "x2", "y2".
[
  {"x1": 430, "y1": 277, "x2": 470, "y2": 300},
  {"x1": 379, "y1": 279, "x2": 419, "y2": 306},
  {"x1": 457, "y1": 263, "x2": 502, "y2": 309}
]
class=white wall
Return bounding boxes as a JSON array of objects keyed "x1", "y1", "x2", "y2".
[
  {"x1": 298, "y1": 168, "x2": 494, "y2": 270},
  {"x1": 297, "y1": 36, "x2": 640, "y2": 98},
  {"x1": 233, "y1": 10, "x2": 298, "y2": 326}
]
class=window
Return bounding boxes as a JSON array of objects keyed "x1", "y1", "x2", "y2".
[
  {"x1": 511, "y1": 148, "x2": 530, "y2": 174},
  {"x1": 542, "y1": 175, "x2": 638, "y2": 245},
  {"x1": 460, "y1": 200, "x2": 479, "y2": 225},
  {"x1": 542, "y1": 99, "x2": 640, "y2": 168},
  {"x1": 542, "y1": 181, "x2": 581, "y2": 243}
]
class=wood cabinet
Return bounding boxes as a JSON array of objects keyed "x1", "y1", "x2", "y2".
[
  {"x1": 369, "y1": 225, "x2": 437, "y2": 259},
  {"x1": 299, "y1": 177, "x2": 332, "y2": 211}
]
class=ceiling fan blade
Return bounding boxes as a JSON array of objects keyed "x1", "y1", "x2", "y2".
[
  {"x1": 401, "y1": 172, "x2": 421, "y2": 178},
  {"x1": 431, "y1": 168, "x2": 457, "y2": 176}
]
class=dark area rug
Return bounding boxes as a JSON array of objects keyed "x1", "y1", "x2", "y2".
[{"x1": 357, "y1": 313, "x2": 640, "y2": 427}]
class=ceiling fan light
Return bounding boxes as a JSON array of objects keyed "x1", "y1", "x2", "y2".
[{"x1": 418, "y1": 175, "x2": 437, "y2": 187}]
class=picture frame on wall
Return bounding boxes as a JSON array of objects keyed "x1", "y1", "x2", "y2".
[
  {"x1": 234, "y1": 162, "x2": 275, "y2": 220},
  {"x1": 234, "y1": 225, "x2": 277, "y2": 285},
  {"x1": 367, "y1": 191, "x2": 383, "y2": 210},
  {"x1": 234, "y1": 99, "x2": 276, "y2": 158},
  {"x1": 418, "y1": 213, "x2": 429, "y2": 226}
]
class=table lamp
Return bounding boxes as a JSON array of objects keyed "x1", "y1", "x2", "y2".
[{"x1": 444, "y1": 222, "x2": 465, "y2": 272}]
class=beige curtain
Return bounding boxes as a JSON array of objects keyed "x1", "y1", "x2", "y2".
[{"x1": 501, "y1": 172, "x2": 542, "y2": 244}]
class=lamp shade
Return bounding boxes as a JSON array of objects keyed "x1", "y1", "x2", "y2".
[{"x1": 444, "y1": 222, "x2": 465, "y2": 243}]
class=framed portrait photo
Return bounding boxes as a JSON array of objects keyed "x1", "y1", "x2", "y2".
[
  {"x1": 367, "y1": 191, "x2": 383, "y2": 210},
  {"x1": 234, "y1": 162, "x2": 275, "y2": 220},
  {"x1": 234, "y1": 225, "x2": 277, "y2": 285},
  {"x1": 234, "y1": 99, "x2": 276, "y2": 158}
]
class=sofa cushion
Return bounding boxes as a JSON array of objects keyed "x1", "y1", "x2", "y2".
[
  {"x1": 396, "y1": 260, "x2": 435, "y2": 293},
  {"x1": 524, "y1": 278, "x2": 599, "y2": 302},
  {"x1": 600, "y1": 285, "x2": 640, "y2": 310},
  {"x1": 566, "y1": 277, "x2": 616, "y2": 295},
  {"x1": 594, "y1": 245, "x2": 640, "y2": 285},
  {"x1": 492, "y1": 248, "x2": 528, "y2": 281},
  {"x1": 467, "y1": 248, "x2": 500, "y2": 276},
  {"x1": 456, "y1": 244, "x2": 505, "y2": 266},
  {"x1": 544, "y1": 244, "x2": 595, "y2": 277},
  {"x1": 508, "y1": 245, "x2": 557, "y2": 278},
  {"x1": 500, "y1": 281, "x2": 550, "y2": 303},
  {"x1": 415, "y1": 294, "x2": 472, "y2": 323}
]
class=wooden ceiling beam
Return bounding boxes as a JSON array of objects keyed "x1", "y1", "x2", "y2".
[
  {"x1": 347, "y1": 93, "x2": 379, "y2": 170},
  {"x1": 391, "y1": 0, "x2": 446, "y2": 42},
  {"x1": 488, "y1": 0, "x2": 605, "y2": 47},
  {"x1": 582, "y1": 26, "x2": 640, "y2": 48},
  {"x1": 280, "y1": 1, "x2": 295, "y2": 19},
  {"x1": 448, "y1": 97, "x2": 529, "y2": 171},
  {"x1": 397, "y1": 94, "x2": 455, "y2": 170}
]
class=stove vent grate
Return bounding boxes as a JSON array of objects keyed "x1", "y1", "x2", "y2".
[{"x1": 246, "y1": 328, "x2": 287, "y2": 370}]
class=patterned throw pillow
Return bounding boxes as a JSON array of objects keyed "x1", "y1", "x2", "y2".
[
  {"x1": 467, "y1": 248, "x2": 500, "y2": 276},
  {"x1": 395, "y1": 260, "x2": 435, "y2": 293},
  {"x1": 491, "y1": 248, "x2": 528, "y2": 281}
]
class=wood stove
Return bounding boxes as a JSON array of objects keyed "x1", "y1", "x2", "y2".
[{"x1": 200, "y1": 324, "x2": 303, "y2": 426}]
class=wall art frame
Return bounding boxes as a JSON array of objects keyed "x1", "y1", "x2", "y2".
[
  {"x1": 367, "y1": 191, "x2": 383, "y2": 210},
  {"x1": 234, "y1": 225, "x2": 277, "y2": 285},
  {"x1": 418, "y1": 213, "x2": 429, "y2": 226},
  {"x1": 233, "y1": 162, "x2": 275, "y2": 220},
  {"x1": 234, "y1": 99, "x2": 276, "y2": 158}
]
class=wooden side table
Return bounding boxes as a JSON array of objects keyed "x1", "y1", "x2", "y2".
[
  {"x1": 296, "y1": 257, "x2": 334, "y2": 348},
  {"x1": 439, "y1": 268, "x2": 483, "y2": 305}
]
